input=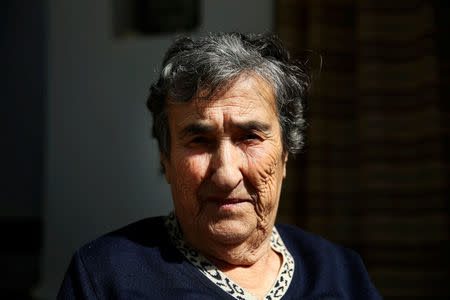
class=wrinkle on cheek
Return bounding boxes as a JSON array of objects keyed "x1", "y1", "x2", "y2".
[{"x1": 251, "y1": 147, "x2": 283, "y2": 229}]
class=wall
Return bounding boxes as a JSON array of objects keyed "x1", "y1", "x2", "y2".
[
  {"x1": 1, "y1": 0, "x2": 45, "y2": 295},
  {"x1": 35, "y1": 0, "x2": 273, "y2": 298}
]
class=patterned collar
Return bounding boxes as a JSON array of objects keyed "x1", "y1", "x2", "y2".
[{"x1": 164, "y1": 212, "x2": 295, "y2": 299}]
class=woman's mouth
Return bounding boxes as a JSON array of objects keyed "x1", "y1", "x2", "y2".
[{"x1": 205, "y1": 197, "x2": 252, "y2": 209}]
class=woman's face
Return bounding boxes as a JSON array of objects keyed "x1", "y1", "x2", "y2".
[{"x1": 163, "y1": 74, "x2": 287, "y2": 254}]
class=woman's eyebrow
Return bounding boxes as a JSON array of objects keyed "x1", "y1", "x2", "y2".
[
  {"x1": 179, "y1": 123, "x2": 217, "y2": 139},
  {"x1": 233, "y1": 120, "x2": 272, "y2": 133},
  {"x1": 178, "y1": 120, "x2": 272, "y2": 139}
]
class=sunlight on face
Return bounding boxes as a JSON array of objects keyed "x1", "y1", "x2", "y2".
[{"x1": 163, "y1": 74, "x2": 287, "y2": 252}]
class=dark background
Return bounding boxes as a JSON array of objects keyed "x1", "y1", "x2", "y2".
[
  {"x1": 2, "y1": 0, "x2": 448, "y2": 298},
  {"x1": 1, "y1": 0, "x2": 45, "y2": 298},
  {"x1": 276, "y1": 0, "x2": 450, "y2": 297}
]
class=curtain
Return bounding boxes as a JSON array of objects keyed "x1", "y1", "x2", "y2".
[{"x1": 276, "y1": 0, "x2": 449, "y2": 297}]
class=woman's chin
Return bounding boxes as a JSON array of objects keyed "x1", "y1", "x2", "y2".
[{"x1": 207, "y1": 219, "x2": 257, "y2": 245}]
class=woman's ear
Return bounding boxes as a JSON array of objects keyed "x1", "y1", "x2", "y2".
[
  {"x1": 161, "y1": 153, "x2": 171, "y2": 184},
  {"x1": 283, "y1": 152, "x2": 288, "y2": 178}
]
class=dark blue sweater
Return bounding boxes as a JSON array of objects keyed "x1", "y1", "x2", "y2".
[{"x1": 58, "y1": 216, "x2": 382, "y2": 299}]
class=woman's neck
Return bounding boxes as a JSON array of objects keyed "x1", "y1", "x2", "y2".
[
  {"x1": 202, "y1": 236, "x2": 283, "y2": 299},
  {"x1": 210, "y1": 245, "x2": 283, "y2": 299}
]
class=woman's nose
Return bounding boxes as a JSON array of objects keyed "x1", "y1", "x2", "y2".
[{"x1": 209, "y1": 141, "x2": 243, "y2": 191}]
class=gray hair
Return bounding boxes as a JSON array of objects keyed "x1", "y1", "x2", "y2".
[{"x1": 147, "y1": 32, "x2": 310, "y2": 170}]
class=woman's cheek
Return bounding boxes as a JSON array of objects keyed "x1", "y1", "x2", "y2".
[
  {"x1": 175, "y1": 153, "x2": 209, "y2": 186},
  {"x1": 247, "y1": 148, "x2": 281, "y2": 204},
  {"x1": 172, "y1": 154, "x2": 209, "y2": 216}
]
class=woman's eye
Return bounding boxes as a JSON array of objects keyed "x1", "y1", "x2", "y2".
[
  {"x1": 190, "y1": 136, "x2": 208, "y2": 144},
  {"x1": 242, "y1": 133, "x2": 261, "y2": 142}
]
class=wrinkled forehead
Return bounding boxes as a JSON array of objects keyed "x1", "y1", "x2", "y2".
[{"x1": 189, "y1": 73, "x2": 277, "y2": 117}]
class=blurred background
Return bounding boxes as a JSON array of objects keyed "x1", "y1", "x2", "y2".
[{"x1": 1, "y1": 0, "x2": 448, "y2": 298}]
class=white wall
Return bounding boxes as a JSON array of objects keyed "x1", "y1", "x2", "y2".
[{"x1": 35, "y1": 0, "x2": 273, "y2": 298}]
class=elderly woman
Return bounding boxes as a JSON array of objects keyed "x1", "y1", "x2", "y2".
[{"x1": 58, "y1": 33, "x2": 381, "y2": 299}]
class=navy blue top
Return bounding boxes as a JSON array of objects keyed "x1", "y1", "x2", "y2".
[{"x1": 58, "y1": 216, "x2": 382, "y2": 299}]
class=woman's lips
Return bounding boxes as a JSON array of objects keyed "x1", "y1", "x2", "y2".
[{"x1": 206, "y1": 197, "x2": 252, "y2": 206}]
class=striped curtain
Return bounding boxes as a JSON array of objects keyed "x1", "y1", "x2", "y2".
[{"x1": 276, "y1": 0, "x2": 449, "y2": 297}]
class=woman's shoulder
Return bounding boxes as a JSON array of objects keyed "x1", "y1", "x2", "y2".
[
  {"x1": 57, "y1": 216, "x2": 190, "y2": 299},
  {"x1": 275, "y1": 223, "x2": 382, "y2": 299}
]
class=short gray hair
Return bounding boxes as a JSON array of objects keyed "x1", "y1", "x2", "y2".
[{"x1": 146, "y1": 32, "x2": 310, "y2": 170}]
